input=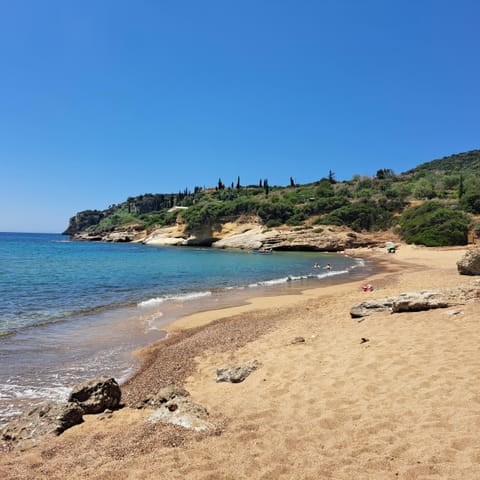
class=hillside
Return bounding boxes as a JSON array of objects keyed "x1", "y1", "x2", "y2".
[{"x1": 64, "y1": 150, "x2": 480, "y2": 248}]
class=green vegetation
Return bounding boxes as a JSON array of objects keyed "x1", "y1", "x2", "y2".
[
  {"x1": 398, "y1": 201, "x2": 470, "y2": 246},
  {"x1": 64, "y1": 149, "x2": 480, "y2": 246}
]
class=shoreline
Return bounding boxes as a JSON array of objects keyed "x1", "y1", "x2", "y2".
[
  {"x1": 2, "y1": 244, "x2": 480, "y2": 479},
  {"x1": 0, "y1": 249, "x2": 366, "y2": 428},
  {"x1": 120, "y1": 251, "x2": 384, "y2": 402}
]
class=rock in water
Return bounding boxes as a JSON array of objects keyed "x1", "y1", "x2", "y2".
[
  {"x1": 68, "y1": 376, "x2": 121, "y2": 414},
  {"x1": 1, "y1": 402, "x2": 84, "y2": 445},
  {"x1": 457, "y1": 248, "x2": 480, "y2": 275}
]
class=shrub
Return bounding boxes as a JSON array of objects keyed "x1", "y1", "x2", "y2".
[
  {"x1": 398, "y1": 201, "x2": 469, "y2": 246},
  {"x1": 460, "y1": 192, "x2": 480, "y2": 214},
  {"x1": 321, "y1": 201, "x2": 393, "y2": 232}
]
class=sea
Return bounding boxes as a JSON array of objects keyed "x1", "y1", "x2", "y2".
[{"x1": 0, "y1": 232, "x2": 370, "y2": 426}]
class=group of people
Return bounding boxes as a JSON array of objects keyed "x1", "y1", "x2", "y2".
[{"x1": 313, "y1": 262, "x2": 331, "y2": 271}]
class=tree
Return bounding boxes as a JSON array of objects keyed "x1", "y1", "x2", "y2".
[
  {"x1": 328, "y1": 170, "x2": 336, "y2": 184},
  {"x1": 376, "y1": 168, "x2": 394, "y2": 179},
  {"x1": 458, "y1": 174, "x2": 465, "y2": 199},
  {"x1": 237, "y1": 176, "x2": 241, "y2": 189},
  {"x1": 412, "y1": 178, "x2": 435, "y2": 199},
  {"x1": 264, "y1": 178, "x2": 269, "y2": 196},
  {"x1": 290, "y1": 177, "x2": 295, "y2": 187}
]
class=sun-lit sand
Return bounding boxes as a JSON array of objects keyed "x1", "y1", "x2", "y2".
[{"x1": 2, "y1": 244, "x2": 480, "y2": 479}]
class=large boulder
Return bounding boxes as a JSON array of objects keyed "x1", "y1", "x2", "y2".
[
  {"x1": 457, "y1": 249, "x2": 480, "y2": 275},
  {"x1": 68, "y1": 376, "x2": 121, "y2": 414},
  {"x1": 1, "y1": 402, "x2": 84, "y2": 446}
]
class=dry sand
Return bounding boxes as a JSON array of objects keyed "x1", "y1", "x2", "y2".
[{"x1": 1, "y1": 244, "x2": 480, "y2": 479}]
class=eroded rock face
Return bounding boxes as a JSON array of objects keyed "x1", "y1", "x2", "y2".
[
  {"x1": 68, "y1": 376, "x2": 121, "y2": 414},
  {"x1": 457, "y1": 248, "x2": 480, "y2": 275},
  {"x1": 1, "y1": 402, "x2": 84, "y2": 446}
]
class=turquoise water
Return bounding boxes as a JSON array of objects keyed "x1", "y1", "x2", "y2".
[{"x1": 0, "y1": 232, "x2": 365, "y2": 425}]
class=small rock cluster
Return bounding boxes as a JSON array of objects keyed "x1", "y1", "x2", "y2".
[{"x1": 1, "y1": 360, "x2": 262, "y2": 449}]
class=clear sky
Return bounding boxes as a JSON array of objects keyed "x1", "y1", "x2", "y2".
[{"x1": 1, "y1": 0, "x2": 479, "y2": 233}]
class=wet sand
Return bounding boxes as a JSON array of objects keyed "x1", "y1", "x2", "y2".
[{"x1": 1, "y1": 244, "x2": 480, "y2": 479}]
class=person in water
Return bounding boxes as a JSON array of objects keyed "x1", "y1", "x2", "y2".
[{"x1": 324, "y1": 263, "x2": 331, "y2": 271}]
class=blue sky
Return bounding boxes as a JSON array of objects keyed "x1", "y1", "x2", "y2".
[{"x1": 1, "y1": 0, "x2": 479, "y2": 233}]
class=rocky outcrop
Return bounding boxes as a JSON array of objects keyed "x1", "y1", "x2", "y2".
[
  {"x1": 350, "y1": 284, "x2": 480, "y2": 318},
  {"x1": 457, "y1": 248, "x2": 480, "y2": 275},
  {"x1": 71, "y1": 224, "x2": 146, "y2": 243},
  {"x1": 66, "y1": 208, "x2": 398, "y2": 252},
  {"x1": 68, "y1": 376, "x2": 121, "y2": 414},
  {"x1": 1, "y1": 402, "x2": 84, "y2": 447},
  {"x1": 144, "y1": 222, "x2": 389, "y2": 251},
  {"x1": 63, "y1": 210, "x2": 105, "y2": 236},
  {"x1": 144, "y1": 218, "x2": 263, "y2": 248}
]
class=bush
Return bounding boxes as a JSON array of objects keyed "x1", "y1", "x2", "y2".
[
  {"x1": 460, "y1": 192, "x2": 480, "y2": 214},
  {"x1": 398, "y1": 201, "x2": 469, "y2": 246},
  {"x1": 321, "y1": 201, "x2": 393, "y2": 232}
]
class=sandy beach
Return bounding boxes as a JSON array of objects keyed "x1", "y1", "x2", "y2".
[{"x1": 1, "y1": 244, "x2": 480, "y2": 479}]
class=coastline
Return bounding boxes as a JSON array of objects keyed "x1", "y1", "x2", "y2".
[{"x1": 2, "y1": 244, "x2": 480, "y2": 479}]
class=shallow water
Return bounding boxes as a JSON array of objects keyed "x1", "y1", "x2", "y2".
[{"x1": 0, "y1": 232, "x2": 369, "y2": 425}]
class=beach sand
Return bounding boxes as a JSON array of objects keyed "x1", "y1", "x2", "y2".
[{"x1": 1, "y1": 244, "x2": 480, "y2": 479}]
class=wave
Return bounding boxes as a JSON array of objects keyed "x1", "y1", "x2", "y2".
[
  {"x1": 0, "y1": 384, "x2": 71, "y2": 401},
  {"x1": 247, "y1": 268, "x2": 350, "y2": 288},
  {"x1": 138, "y1": 291, "x2": 213, "y2": 308}
]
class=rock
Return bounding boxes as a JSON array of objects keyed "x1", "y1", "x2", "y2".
[
  {"x1": 1, "y1": 402, "x2": 84, "y2": 445},
  {"x1": 133, "y1": 386, "x2": 191, "y2": 409},
  {"x1": 216, "y1": 361, "x2": 259, "y2": 383},
  {"x1": 350, "y1": 299, "x2": 393, "y2": 318},
  {"x1": 457, "y1": 248, "x2": 480, "y2": 275},
  {"x1": 68, "y1": 377, "x2": 121, "y2": 414},
  {"x1": 289, "y1": 336, "x2": 306, "y2": 344},
  {"x1": 350, "y1": 285, "x2": 479, "y2": 318},
  {"x1": 142, "y1": 386, "x2": 211, "y2": 432},
  {"x1": 391, "y1": 291, "x2": 451, "y2": 313}
]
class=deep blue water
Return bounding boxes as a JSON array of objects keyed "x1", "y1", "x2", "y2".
[{"x1": 0, "y1": 232, "x2": 364, "y2": 425}]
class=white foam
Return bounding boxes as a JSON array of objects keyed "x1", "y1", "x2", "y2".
[{"x1": 138, "y1": 291, "x2": 212, "y2": 308}]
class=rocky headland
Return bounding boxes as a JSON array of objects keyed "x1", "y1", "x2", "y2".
[{"x1": 67, "y1": 216, "x2": 398, "y2": 252}]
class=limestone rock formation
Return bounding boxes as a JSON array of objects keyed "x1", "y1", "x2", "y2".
[
  {"x1": 457, "y1": 248, "x2": 480, "y2": 275},
  {"x1": 68, "y1": 376, "x2": 121, "y2": 414},
  {"x1": 350, "y1": 285, "x2": 479, "y2": 318}
]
